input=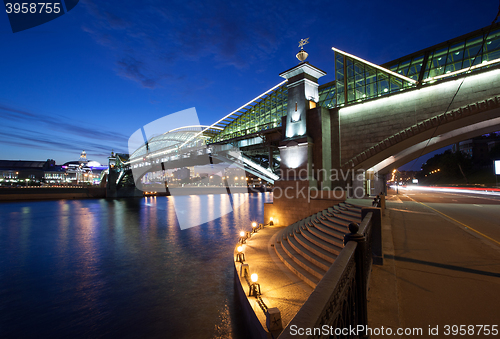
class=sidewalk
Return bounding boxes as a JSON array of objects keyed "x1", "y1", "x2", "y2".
[
  {"x1": 366, "y1": 192, "x2": 500, "y2": 337},
  {"x1": 235, "y1": 225, "x2": 313, "y2": 336}
]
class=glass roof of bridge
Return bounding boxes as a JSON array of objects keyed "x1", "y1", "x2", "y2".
[
  {"x1": 208, "y1": 83, "x2": 288, "y2": 143},
  {"x1": 207, "y1": 23, "x2": 500, "y2": 143},
  {"x1": 130, "y1": 126, "x2": 219, "y2": 160},
  {"x1": 385, "y1": 24, "x2": 500, "y2": 83},
  {"x1": 335, "y1": 23, "x2": 500, "y2": 106}
]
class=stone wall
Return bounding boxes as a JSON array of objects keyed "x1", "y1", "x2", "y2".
[
  {"x1": 264, "y1": 180, "x2": 345, "y2": 226},
  {"x1": 339, "y1": 68, "x2": 500, "y2": 165}
]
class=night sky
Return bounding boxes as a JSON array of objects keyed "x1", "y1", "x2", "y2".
[{"x1": 0, "y1": 0, "x2": 497, "y2": 169}]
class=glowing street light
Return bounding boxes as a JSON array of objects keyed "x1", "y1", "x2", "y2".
[
  {"x1": 252, "y1": 222, "x2": 258, "y2": 233},
  {"x1": 239, "y1": 231, "x2": 247, "y2": 244},
  {"x1": 249, "y1": 273, "x2": 261, "y2": 297},
  {"x1": 235, "y1": 245, "x2": 245, "y2": 263}
]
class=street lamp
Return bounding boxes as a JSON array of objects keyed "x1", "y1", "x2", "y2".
[
  {"x1": 252, "y1": 222, "x2": 258, "y2": 233},
  {"x1": 249, "y1": 273, "x2": 261, "y2": 297},
  {"x1": 239, "y1": 231, "x2": 247, "y2": 244},
  {"x1": 235, "y1": 246, "x2": 245, "y2": 263}
]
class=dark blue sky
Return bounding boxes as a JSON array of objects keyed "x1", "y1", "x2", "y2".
[{"x1": 0, "y1": 0, "x2": 497, "y2": 167}]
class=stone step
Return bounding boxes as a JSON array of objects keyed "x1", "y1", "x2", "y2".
[
  {"x1": 322, "y1": 209, "x2": 359, "y2": 224},
  {"x1": 274, "y1": 227, "x2": 289, "y2": 244},
  {"x1": 274, "y1": 241, "x2": 319, "y2": 289},
  {"x1": 293, "y1": 231, "x2": 337, "y2": 264},
  {"x1": 311, "y1": 219, "x2": 346, "y2": 241},
  {"x1": 323, "y1": 213, "x2": 355, "y2": 227},
  {"x1": 281, "y1": 236, "x2": 326, "y2": 279},
  {"x1": 330, "y1": 210, "x2": 360, "y2": 224},
  {"x1": 318, "y1": 217, "x2": 350, "y2": 233},
  {"x1": 301, "y1": 228, "x2": 342, "y2": 255},
  {"x1": 307, "y1": 226, "x2": 344, "y2": 249},
  {"x1": 325, "y1": 209, "x2": 346, "y2": 218},
  {"x1": 333, "y1": 207, "x2": 361, "y2": 219},
  {"x1": 341, "y1": 202, "x2": 363, "y2": 211},
  {"x1": 283, "y1": 220, "x2": 303, "y2": 237},
  {"x1": 286, "y1": 234, "x2": 332, "y2": 271},
  {"x1": 288, "y1": 233, "x2": 337, "y2": 271}
]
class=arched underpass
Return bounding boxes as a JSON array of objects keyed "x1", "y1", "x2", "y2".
[{"x1": 345, "y1": 95, "x2": 500, "y2": 194}]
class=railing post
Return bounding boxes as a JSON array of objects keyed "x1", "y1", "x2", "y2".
[
  {"x1": 362, "y1": 207, "x2": 383, "y2": 265},
  {"x1": 344, "y1": 223, "x2": 368, "y2": 339},
  {"x1": 379, "y1": 192, "x2": 386, "y2": 216}
]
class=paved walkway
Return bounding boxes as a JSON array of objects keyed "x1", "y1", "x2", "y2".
[
  {"x1": 236, "y1": 225, "x2": 313, "y2": 333},
  {"x1": 366, "y1": 191, "x2": 500, "y2": 338}
]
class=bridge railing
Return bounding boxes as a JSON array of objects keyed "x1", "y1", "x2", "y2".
[
  {"x1": 208, "y1": 121, "x2": 282, "y2": 144},
  {"x1": 277, "y1": 207, "x2": 382, "y2": 339}
]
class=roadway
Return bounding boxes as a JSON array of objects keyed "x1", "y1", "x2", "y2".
[
  {"x1": 368, "y1": 188, "x2": 500, "y2": 337},
  {"x1": 392, "y1": 187, "x2": 500, "y2": 246}
]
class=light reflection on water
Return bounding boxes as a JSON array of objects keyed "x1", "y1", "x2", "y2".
[{"x1": 0, "y1": 193, "x2": 272, "y2": 338}]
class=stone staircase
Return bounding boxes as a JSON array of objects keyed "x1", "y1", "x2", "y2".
[{"x1": 273, "y1": 202, "x2": 362, "y2": 288}]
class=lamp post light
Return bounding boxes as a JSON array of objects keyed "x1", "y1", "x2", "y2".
[
  {"x1": 235, "y1": 245, "x2": 245, "y2": 263},
  {"x1": 249, "y1": 273, "x2": 261, "y2": 297},
  {"x1": 251, "y1": 222, "x2": 258, "y2": 233},
  {"x1": 239, "y1": 231, "x2": 247, "y2": 244}
]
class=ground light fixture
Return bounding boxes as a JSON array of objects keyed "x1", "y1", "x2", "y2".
[
  {"x1": 269, "y1": 217, "x2": 274, "y2": 226},
  {"x1": 239, "y1": 231, "x2": 247, "y2": 244},
  {"x1": 252, "y1": 222, "x2": 258, "y2": 233},
  {"x1": 249, "y1": 273, "x2": 261, "y2": 297},
  {"x1": 235, "y1": 245, "x2": 245, "y2": 263}
]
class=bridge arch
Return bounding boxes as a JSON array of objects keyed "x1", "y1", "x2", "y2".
[{"x1": 346, "y1": 95, "x2": 500, "y2": 175}]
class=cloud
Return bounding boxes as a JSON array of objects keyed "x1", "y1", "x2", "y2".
[
  {"x1": 0, "y1": 104, "x2": 129, "y2": 158},
  {"x1": 116, "y1": 56, "x2": 163, "y2": 89},
  {"x1": 0, "y1": 104, "x2": 37, "y2": 118},
  {"x1": 0, "y1": 104, "x2": 129, "y2": 144}
]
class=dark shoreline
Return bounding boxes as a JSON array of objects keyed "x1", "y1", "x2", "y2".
[
  {"x1": 0, "y1": 187, "x2": 107, "y2": 202},
  {"x1": 0, "y1": 186, "x2": 270, "y2": 202}
]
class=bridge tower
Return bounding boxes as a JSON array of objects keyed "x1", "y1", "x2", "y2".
[
  {"x1": 264, "y1": 42, "x2": 345, "y2": 226},
  {"x1": 106, "y1": 151, "x2": 118, "y2": 198}
]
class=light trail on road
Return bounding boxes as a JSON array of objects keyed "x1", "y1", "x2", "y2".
[
  {"x1": 392, "y1": 185, "x2": 500, "y2": 197},
  {"x1": 403, "y1": 193, "x2": 500, "y2": 247}
]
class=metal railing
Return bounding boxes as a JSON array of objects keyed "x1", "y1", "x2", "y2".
[{"x1": 278, "y1": 207, "x2": 382, "y2": 339}]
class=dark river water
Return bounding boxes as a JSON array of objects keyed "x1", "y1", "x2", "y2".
[{"x1": 0, "y1": 193, "x2": 271, "y2": 339}]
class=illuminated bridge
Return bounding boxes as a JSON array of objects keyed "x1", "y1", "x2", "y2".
[{"x1": 112, "y1": 23, "x2": 500, "y2": 197}]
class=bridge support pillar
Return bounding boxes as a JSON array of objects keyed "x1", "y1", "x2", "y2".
[
  {"x1": 264, "y1": 61, "x2": 349, "y2": 226},
  {"x1": 106, "y1": 153, "x2": 118, "y2": 198}
]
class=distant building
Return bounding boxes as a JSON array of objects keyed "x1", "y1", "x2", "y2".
[
  {"x1": 173, "y1": 167, "x2": 190, "y2": 180},
  {"x1": 399, "y1": 170, "x2": 417, "y2": 184},
  {"x1": 0, "y1": 159, "x2": 63, "y2": 186},
  {"x1": 0, "y1": 151, "x2": 108, "y2": 186},
  {"x1": 62, "y1": 155, "x2": 107, "y2": 184},
  {"x1": 453, "y1": 133, "x2": 500, "y2": 165}
]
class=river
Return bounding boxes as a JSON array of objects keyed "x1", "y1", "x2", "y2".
[{"x1": 0, "y1": 193, "x2": 271, "y2": 338}]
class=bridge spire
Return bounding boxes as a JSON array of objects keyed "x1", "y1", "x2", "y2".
[{"x1": 296, "y1": 38, "x2": 309, "y2": 62}]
